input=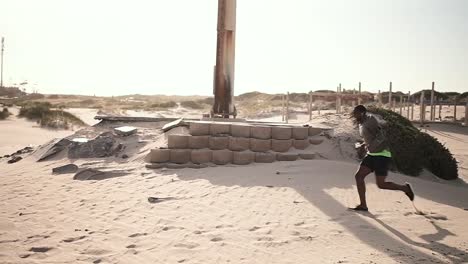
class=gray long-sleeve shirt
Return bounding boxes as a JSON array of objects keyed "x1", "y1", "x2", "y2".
[{"x1": 359, "y1": 113, "x2": 388, "y2": 153}]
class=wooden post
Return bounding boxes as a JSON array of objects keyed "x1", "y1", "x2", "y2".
[
  {"x1": 407, "y1": 91, "x2": 411, "y2": 118},
  {"x1": 438, "y1": 101, "x2": 442, "y2": 121},
  {"x1": 420, "y1": 91, "x2": 425, "y2": 125},
  {"x1": 378, "y1": 90, "x2": 382, "y2": 106},
  {"x1": 411, "y1": 103, "x2": 414, "y2": 120},
  {"x1": 286, "y1": 92, "x2": 289, "y2": 123},
  {"x1": 454, "y1": 99, "x2": 457, "y2": 122},
  {"x1": 465, "y1": 101, "x2": 468, "y2": 126},
  {"x1": 389, "y1": 82, "x2": 393, "y2": 109},
  {"x1": 358, "y1": 82, "x2": 362, "y2": 105},
  {"x1": 399, "y1": 95, "x2": 403, "y2": 115},
  {"x1": 430, "y1": 82, "x2": 435, "y2": 121},
  {"x1": 281, "y1": 94, "x2": 285, "y2": 121},
  {"x1": 393, "y1": 99, "x2": 396, "y2": 112},
  {"x1": 309, "y1": 91, "x2": 313, "y2": 121}
]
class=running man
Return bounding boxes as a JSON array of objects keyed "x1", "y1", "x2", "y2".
[{"x1": 351, "y1": 105, "x2": 414, "y2": 211}]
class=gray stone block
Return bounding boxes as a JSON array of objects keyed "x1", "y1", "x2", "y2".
[
  {"x1": 210, "y1": 123, "x2": 231, "y2": 136},
  {"x1": 293, "y1": 127, "x2": 309, "y2": 139},
  {"x1": 309, "y1": 138, "x2": 324, "y2": 145},
  {"x1": 272, "y1": 126, "x2": 292, "y2": 140},
  {"x1": 232, "y1": 151, "x2": 255, "y2": 165},
  {"x1": 276, "y1": 153, "x2": 299, "y2": 161},
  {"x1": 293, "y1": 139, "x2": 310, "y2": 150},
  {"x1": 149, "y1": 149, "x2": 170, "y2": 163},
  {"x1": 231, "y1": 124, "x2": 251, "y2": 138},
  {"x1": 170, "y1": 149, "x2": 191, "y2": 164},
  {"x1": 271, "y1": 139, "x2": 292, "y2": 152},
  {"x1": 188, "y1": 136, "x2": 210, "y2": 149},
  {"x1": 191, "y1": 149, "x2": 213, "y2": 164},
  {"x1": 229, "y1": 137, "x2": 250, "y2": 151},
  {"x1": 299, "y1": 152, "x2": 316, "y2": 160},
  {"x1": 251, "y1": 126, "x2": 272, "y2": 139},
  {"x1": 167, "y1": 135, "x2": 190, "y2": 149},
  {"x1": 255, "y1": 152, "x2": 276, "y2": 163},
  {"x1": 209, "y1": 136, "x2": 229, "y2": 150},
  {"x1": 189, "y1": 122, "x2": 211, "y2": 136},
  {"x1": 250, "y1": 139, "x2": 271, "y2": 152},
  {"x1": 212, "y1": 150, "x2": 233, "y2": 165}
]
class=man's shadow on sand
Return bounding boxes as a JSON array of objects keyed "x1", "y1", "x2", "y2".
[{"x1": 172, "y1": 159, "x2": 468, "y2": 263}]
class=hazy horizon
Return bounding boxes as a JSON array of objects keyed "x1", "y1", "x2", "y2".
[{"x1": 1, "y1": 0, "x2": 468, "y2": 96}]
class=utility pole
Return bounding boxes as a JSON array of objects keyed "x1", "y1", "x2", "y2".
[{"x1": 1, "y1": 37, "x2": 4, "y2": 88}]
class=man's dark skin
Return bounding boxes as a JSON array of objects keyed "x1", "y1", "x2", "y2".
[{"x1": 353, "y1": 108, "x2": 414, "y2": 211}]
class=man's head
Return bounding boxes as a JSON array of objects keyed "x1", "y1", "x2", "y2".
[{"x1": 352, "y1": 105, "x2": 367, "y2": 122}]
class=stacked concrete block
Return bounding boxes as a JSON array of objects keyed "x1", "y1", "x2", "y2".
[
  {"x1": 293, "y1": 127, "x2": 309, "y2": 139},
  {"x1": 170, "y1": 149, "x2": 191, "y2": 164},
  {"x1": 188, "y1": 136, "x2": 210, "y2": 149},
  {"x1": 212, "y1": 150, "x2": 233, "y2": 165},
  {"x1": 272, "y1": 126, "x2": 292, "y2": 140},
  {"x1": 255, "y1": 152, "x2": 276, "y2": 163},
  {"x1": 149, "y1": 149, "x2": 170, "y2": 163},
  {"x1": 233, "y1": 151, "x2": 255, "y2": 165},
  {"x1": 167, "y1": 135, "x2": 190, "y2": 149},
  {"x1": 299, "y1": 152, "x2": 316, "y2": 160},
  {"x1": 250, "y1": 139, "x2": 271, "y2": 152},
  {"x1": 276, "y1": 153, "x2": 299, "y2": 161},
  {"x1": 189, "y1": 122, "x2": 210, "y2": 136},
  {"x1": 231, "y1": 124, "x2": 251, "y2": 138},
  {"x1": 191, "y1": 149, "x2": 213, "y2": 164},
  {"x1": 293, "y1": 139, "x2": 310, "y2": 150},
  {"x1": 271, "y1": 139, "x2": 292, "y2": 152},
  {"x1": 209, "y1": 136, "x2": 230, "y2": 150},
  {"x1": 251, "y1": 126, "x2": 272, "y2": 139},
  {"x1": 210, "y1": 123, "x2": 231, "y2": 136},
  {"x1": 308, "y1": 127, "x2": 322, "y2": 137},
  {"x1": 309, "y1": 138, "x2": 324, "y2": 145},
  {"x1": 229, "y1": 137, "x2": 250, "y2": 151}
]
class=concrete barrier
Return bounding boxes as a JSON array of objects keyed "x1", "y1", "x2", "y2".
[
  {"x1": 212, "y1": 150, "x2": 233, "y2": 165},
  {"x1": 251, "y1": 126, "x2": 272, "y2": 139},
  {"x1": 229, "y1": 137, "x2": 250, "y2": 151},
  {"x1": 293, "y1": 139, "x2": 310, "y2": 150},
  {"x1": 188, "y1": 136, "x2": 210, "y2": 149},
  {"x1": 209, "y1": 136, "x2": 229, "y2": 150},
  {"x1": 210, "y1": 123, "x2": 231, "y2": 136},
  {"x1": 293, "y1": 127, "x2": 309, "y2": 139},
  {"x1": 271, "y1": 139, "x2": 292, "y2": 152},
  {"x1": 299, "y1": 152, "x2": 316, "y2": 160},
  {"x1": 271, "y1": 126, "x2": 292, "y2": 140},
  {"x1": 276, "y1": 153, "x2": 299, "y2": 161},
  {"x1": 189, "y1": 122, "x2": 211, "y2": 136},
  {"x1": 149, "y1": 149, "x2": 170, "y2": 163},
  {"x1": 170, "y1": 149, "x2": 191, "y2": 164},
  {"x1": 255, "y1": 152, "x2": 276, "y2": 163},
  {"x1": 191, "y1": 149, "x2": 213, "y2": 164},
  {"x1": 308, "y1": 127, "x2": 322, "y2": 137},
  {"x1": 231, "y1": 124, "x2": 251, "y2": 138},
  {"x1": 233, "y1": 151, "x2": 255, "y2": 165},
  {"x1": 167, "y1": 135, "x2": 190, "y2": 149},
  {"x1": 250, "y1": 139, "x2": 271, "y2": 152}
]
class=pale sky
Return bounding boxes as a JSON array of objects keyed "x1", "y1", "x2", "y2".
[{"x1": 1, "y1": 0, "x2": 467, "y2": 96}]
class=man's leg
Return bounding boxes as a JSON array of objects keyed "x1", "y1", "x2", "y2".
[
  {"x1": 355, "y1": 165, "x2": 373, "y2": 209},
  {"x1": 375, "y1": 176, "x2": 414, "y2": 202}
]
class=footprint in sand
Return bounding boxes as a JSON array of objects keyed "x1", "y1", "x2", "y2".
[
  {"x1": 249, "y1": 226, "x2": 261, "y2": 232},
  {"x1": 29, "y1": 246, "x2": 53, "y2": 253},
  {"x1": 128, "y1": 232, "x2": 148, "y2": 238},
  {"x1": 174, "y1": 242, "x2": 199, "y2": 249},
  {"x1": 62, "y1": 236, "x2": 86, "y2": 243},
  {"x1": 126, "y1": 244, "x2": 137, "y2": 249},
  {"x1": 210, "y1": 237, "x2": 223, "y2": 242}
]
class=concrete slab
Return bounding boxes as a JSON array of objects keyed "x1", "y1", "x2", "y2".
[
  {"x1": 170, "y1": 149, "x2": 191, "y2": 164},
  {"x1": 212, "y1": 150, "x2": 233, "y2": 165},
  {"x1": 229, "y1": 137, "x2": 250, "y2": 151},
  {"x1": 209, "y1": 136, "x2": 230, "y2": 150},
  {"x1": 191, "y1": 149, "x2": 213, "y2": 164},
  {"x1": 167, "y1": 135, "x2": 190, "y2": 149},
  {"x1": 272, "y1": 126, "x2": 292, "y2": 140},
  {"x1": 188, "y1": 136, "x2": 210, "y2": 149},
  {"x1": 233, "y1": 151, "x2": 255, "y2": 165},
  {"x1": 250, "y1": 139, "x2": 271, "y2": 152},
  {"x1": 271, "y1": 139, "x2": 292, "y2": 152}
]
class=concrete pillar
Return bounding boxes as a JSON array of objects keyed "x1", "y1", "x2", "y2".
[
  {"x1": 232, "y1": 151, "x2": 255, "y2": 165},
  {"x1": 212, "y1": 149, "x2": 233, "y2": 165},
  {"x1": 439, "y1": 101, "x2": 442, "y2": 120},
  {"x1": 189, "y1": 136, "x2": 210, "y2": 149},
  {"x1": 271, "y1": 139, "x2": 292, "y2": 152},
  {"x1": 191, "y1": 149, "x2": 213, "y2": 164},
  {"x1": 378, "y1": 90, "x2": 382, "y2": 106},
  {"x1": 407, "y1": 91, "x2": 411, "y2": 118},
  {"x1": 282, "y1": 95, "x2": 285, "y2": 122},
  {"x1": 411, "y1": 103, "x2": 414, "y2": 120},
  {"x1": 430, "y1": 81, "x2": 435, "y2": 121},
  {"x1": 251, "y1": 126, "x2": 272, "y2": 139},
  {"x1": 286, "y1": 92, "x2": 290, "y2": 123},
  {"x1": 292, "y1": 127, "x2": 309, "y2": 139},
  {"x1": 228, "y1": 137, "x2": 250, "y2": 151},
  {"x1": 255, "y1": 152, "x2": 276, "y2": 163},
  {"x1": 399, "y1": 95, "x2": 403, "y2": 115}
]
